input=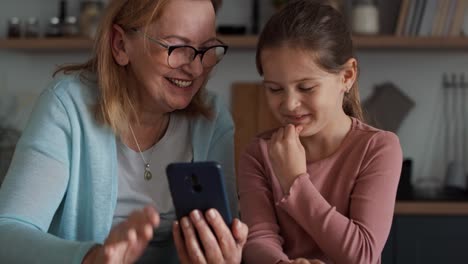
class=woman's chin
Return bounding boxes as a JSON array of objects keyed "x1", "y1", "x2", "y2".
[{"x1": 168, "y1": 100, "x2": 192, "y2": 111}]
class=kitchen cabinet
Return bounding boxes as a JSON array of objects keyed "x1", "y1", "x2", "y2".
[{"x1": 382, "y1": 202, "x2": 468, "y2": 264}]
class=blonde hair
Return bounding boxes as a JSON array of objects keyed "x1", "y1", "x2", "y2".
[{"x1": 55, "y1": 0, "x2": 220, "y2": 135}]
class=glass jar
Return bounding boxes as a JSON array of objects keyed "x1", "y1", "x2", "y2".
[
  {"x1": 63, "y1": 16, "x2": 80, "y2": 37},
  {"x1": 45, "y1": 17, "x2": 62, "y2": 37},
  {"x1": 7, "y1": 17, "x2": 21, "y2": 38},
  {"x1": 24, "y1": 17, "x2": 40, "y2": 38},
  {"x1": 351, "y1": 0, "x2": 379, "y2": 35}
]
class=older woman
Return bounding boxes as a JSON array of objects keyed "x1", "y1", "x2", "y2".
[{"x1": 0, "y1": 0, "x2": 247, "y2": 263}]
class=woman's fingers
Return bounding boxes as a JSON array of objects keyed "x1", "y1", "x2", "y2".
[
  {"x1": 231, "y1": 218, "x2": 248, "y2": 248},
  {"x1": 205, "y1": 209, "x2": 236, "y2": 253},
  {"x1": 173, "y1": 221, "x2": 191, "y2": 264},
  {"x1": 190, "y1": 210, "x2": 225, "y2": 263},
  {"x1": 143, "y1": 205, "x2": 160, "y2": 226},
  {"x1": 100, "y1": 206, "x2": 160, "y2": 264},
  {"x1": 127, "y1": 206, "x2": 160, "y2": 241},
  {"x1": 172, "y1": 210, "x2": 246, "y2": 264},
  {"x1": 180, "y1": 216, "x2": 207, "y2": 264}
]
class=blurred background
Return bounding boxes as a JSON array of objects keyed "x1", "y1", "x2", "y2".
[{"x1": 1, "y1": 1, "x2": 468, "y2": 263}]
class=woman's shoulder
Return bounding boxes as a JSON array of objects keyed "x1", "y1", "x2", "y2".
[{"x1": 44, "y1": 73, "x2": 98, "y2": 104}]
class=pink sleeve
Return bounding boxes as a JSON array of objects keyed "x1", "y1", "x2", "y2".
[
  {"x1": 277, "y1": 132, "x2": 402, "y2": 264},
  {"x1": 238, "y1": 139, "x2": 290, "y2": 264}
]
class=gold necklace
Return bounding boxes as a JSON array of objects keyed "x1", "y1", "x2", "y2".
[{"x1": 129, "y1": 116, "x2": 168, "y2": 181}]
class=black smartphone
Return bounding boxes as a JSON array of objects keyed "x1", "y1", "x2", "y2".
[{"x1": 166, "y1": 161, "x2": 233, "y2": 225}]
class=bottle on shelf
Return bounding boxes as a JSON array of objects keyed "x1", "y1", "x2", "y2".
[{"x1": 79, "y1": 1, "x2": 104, "y2": 39}]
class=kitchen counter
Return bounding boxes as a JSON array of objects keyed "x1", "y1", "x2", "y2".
[{"x1": 395, "y1": 201, "x2": 468, "y2": 215}]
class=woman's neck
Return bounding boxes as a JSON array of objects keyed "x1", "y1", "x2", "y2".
[{"x1": 125, "y1": 111, "x2": 170, "y2": 152}]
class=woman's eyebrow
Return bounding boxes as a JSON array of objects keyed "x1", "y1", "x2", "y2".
[{"x1": 161, "y1": 35, "x2": 218, "y2": 45}]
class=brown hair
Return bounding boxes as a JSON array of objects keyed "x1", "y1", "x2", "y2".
[
  {"x1": 256, "y1": 0, "x2": 364, "y2": 121},
  {"x1": 54, "y1": 0, "x2": 222, "y2": 134}
]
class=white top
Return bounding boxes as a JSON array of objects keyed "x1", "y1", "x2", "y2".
[{"x1": 113, "y1": 113, "x2": 192, "y2": 242}]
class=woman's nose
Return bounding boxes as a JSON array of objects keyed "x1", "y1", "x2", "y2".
[{"x1": 182, "y1": 56, "x2": 204, "y2": 78}]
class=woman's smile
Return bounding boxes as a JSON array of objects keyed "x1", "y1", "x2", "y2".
[{"x1": 166, "y1": 77, "x2": 194, "y2": 88}]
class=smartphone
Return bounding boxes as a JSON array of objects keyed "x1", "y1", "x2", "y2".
[{"x1": 166, "y1": 161, "x2": 233, "y2": 226}]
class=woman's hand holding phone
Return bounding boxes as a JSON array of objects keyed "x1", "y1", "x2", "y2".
[
  {"x1": 268, "y1": 124, "x2": 307, "y2": 194},
  {"x1": 82, "y1": 206, "x2": 160, "y2": 264},
  {"x1": 172, "y1": 208, "x2": 248, "y2": 264}
]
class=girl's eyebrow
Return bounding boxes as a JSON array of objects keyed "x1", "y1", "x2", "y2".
[
  {"x1": 262, "y1": 80, "x2": 280, "y2": 85},
  {"x1": 292, "y1": 77, "x2": 320, "y2": 83}
]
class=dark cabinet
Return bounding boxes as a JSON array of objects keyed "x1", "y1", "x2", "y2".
[{"x1": 382, "y1": 216, "x2": 468, "y2": 264}]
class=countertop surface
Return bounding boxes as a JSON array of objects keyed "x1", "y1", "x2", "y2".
[
  {"x1": 395, "y1": 201, "x2": 468, "y2": 215},
  {"x1": 395, "y1": 187, "x2": 468, "y2": 215}
]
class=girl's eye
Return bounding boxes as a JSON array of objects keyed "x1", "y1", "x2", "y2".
[
  {"x1": 299, "y1": 86, "x2": 316, "y2": 92},
  {"x1": 269, "y1": 87, "x2": 282, "y2": 93},
  {"x1": 266, "y1": 86, "x2": 282, "y2": 93}
]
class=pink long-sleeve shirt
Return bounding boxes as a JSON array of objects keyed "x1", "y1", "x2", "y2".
[{"x1": 238, "y1": 118, "x2": 402, "y2": 264}]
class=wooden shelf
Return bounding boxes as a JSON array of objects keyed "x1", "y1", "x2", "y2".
[
  {"x1": 353, "y1": 35, "x2": 468, "y2": 50},
  {"x1": 395, "y1": 201, "x2": 468, "y2": 215},
  {"x1": 0, "y1": 38, "x2": 94, "y2": 51},
  {"x1": 1, "y1": 35, "x2": 468, "y2": 51}
]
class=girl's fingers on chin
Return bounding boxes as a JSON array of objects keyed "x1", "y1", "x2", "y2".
[
  {"x1": 277, "y1": 127, "x2": 284, "y2": 139},
  {"x1": 284, "y1": 124, "x2": 295, "y2": 139}
]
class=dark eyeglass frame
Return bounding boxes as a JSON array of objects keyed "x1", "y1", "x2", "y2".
[{"x1": 130, "y1": 28, "x2": 229, "y2": 68}]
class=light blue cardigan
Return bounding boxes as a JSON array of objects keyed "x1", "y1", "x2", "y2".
[{"x1": 0, "y1": 75, "x2": 237, "y2": 264}]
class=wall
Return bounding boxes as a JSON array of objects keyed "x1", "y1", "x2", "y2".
[{"x1": 1, "y1": 0, "x2": 468, "y2": 184}]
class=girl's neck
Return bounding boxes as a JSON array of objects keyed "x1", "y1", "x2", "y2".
[{"x1": 301, "y1": 114, "x2": 352, "y2": 162}]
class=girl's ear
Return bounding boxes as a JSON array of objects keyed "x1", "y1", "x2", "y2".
[
  {"x1": 111, "y1": 24, "x2": 130, "y2": 66},
  {"x1": 341, "y1": 58, "x2": 357, "y2": 93}
]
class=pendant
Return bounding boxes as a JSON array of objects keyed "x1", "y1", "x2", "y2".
[{"x1": 144, "y1": 164, "x2": 152, "y2": 181}]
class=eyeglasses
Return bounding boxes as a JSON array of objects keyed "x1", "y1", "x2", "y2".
[{"x1": 131, "y1": 28, "x2": 228, "y2": 68}]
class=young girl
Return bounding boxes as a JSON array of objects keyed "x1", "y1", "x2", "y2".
[{"x1": 237, "y1": 0, "x2": 402, "y2": 263}]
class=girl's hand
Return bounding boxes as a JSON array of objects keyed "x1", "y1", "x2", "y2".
[
  {"x1": 173, "y1": 209, "x2": 248, "y2": 264},
  {"x1": 268, "y1": 124, "x2": 306, "y2": 193},
  {"x1": 83, "y1": 206, "x2": 160, "y2": 264}
]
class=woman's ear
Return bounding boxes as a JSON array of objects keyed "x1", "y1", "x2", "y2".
[
  {"x1": 111, "y1": 24, "x2": 130, "y2": 66},
  {"x1": 341, "y1": 58, "x2": 357, "y2": 93}
]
